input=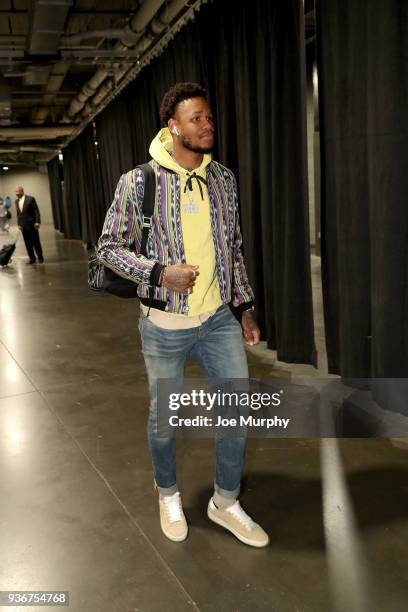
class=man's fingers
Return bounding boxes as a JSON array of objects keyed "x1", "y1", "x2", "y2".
[
  {"x1": 243, "y1": 328, "x2": 261, "y2": 346},
  {"x1": 244, "y1": 332, "x2": 255, "y2": 346}
]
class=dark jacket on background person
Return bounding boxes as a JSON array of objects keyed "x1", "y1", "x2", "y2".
[{"x1": 15, "y1": 195, "x2": 41, "y2": 230}]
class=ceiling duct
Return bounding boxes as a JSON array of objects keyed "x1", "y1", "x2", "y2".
[
  {"x1": 23, "y1": 66, "x2": 51, "y2": 86},
  {"x1": 0, "y1": 36, "x2": 26, "y2": 46},
  {"x1": 26, "y1": 0, "x2": 74, "y2": 124},
  {"x1": 0, "y1": 50, "x2": 24, "y2": 58},
  {"x1": 61, "y1": 0, "x2": 167, "y2": 123},
  {"x1": 32, "y1": 63, "x2": 70, "y2": 124},
  {"x1": 29, "y1": 0, "x2": 74, "y2": 55},
  {"x1": 0, "y1": 126, "x2": 74, "y2": 140}
]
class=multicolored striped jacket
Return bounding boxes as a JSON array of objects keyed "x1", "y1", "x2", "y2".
[{"x1": 98, "y1": 160, "x2": 254, "y2": 314}]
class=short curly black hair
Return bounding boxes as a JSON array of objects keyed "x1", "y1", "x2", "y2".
[{"x1": 160, "y1": 82, "x2": 207, "y2": 125}]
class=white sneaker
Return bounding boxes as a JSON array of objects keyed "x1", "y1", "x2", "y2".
[
  {"x1": 207, "y1": 498, "x2": 269, "y2": 547},
  {"x1": 159, "y1": 492, "x2": 188, "y2": 542}
]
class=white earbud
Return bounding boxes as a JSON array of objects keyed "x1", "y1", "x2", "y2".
[{"x1": 173, "y1": 127, "x2": 180, "y2": 136}]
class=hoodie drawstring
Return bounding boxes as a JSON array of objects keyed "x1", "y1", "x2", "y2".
[{"x1": 184, "y1": 172, "x2": 207, "y2": 200}]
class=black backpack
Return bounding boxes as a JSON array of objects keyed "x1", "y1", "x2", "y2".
[{"x1": 88, "y1": 163, "x2": 155, "y2": 299}]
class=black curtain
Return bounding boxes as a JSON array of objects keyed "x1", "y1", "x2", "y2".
[
  {"x1": 61, "y1": 141, "x2": 82, "y2": 240},
  {"x1": 77, "y1": 0, "x2": 316, "y2": 365},
  {"x1": 96, "y1": 95, "x2": 135, "y2": 205},
  {"x1": 216, "y1": 1, "x2": 314, "y2": 364},
  {"x1": 316, "y1": 0, "x2": 408, "y2": 376},
  {"x1": 47, "y1": 156, "x2": 64, "y2": 232},
  {"x1": 61, "y1": 125, "x2": 105, "y2": 243}
]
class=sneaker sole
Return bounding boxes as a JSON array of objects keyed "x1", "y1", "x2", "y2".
[
  {"x1": 161, "y1": 524, "x2": 188, "y2": 542},
  {"x1": 207, "y1": 507, "x2": 269, "y2": 548}
]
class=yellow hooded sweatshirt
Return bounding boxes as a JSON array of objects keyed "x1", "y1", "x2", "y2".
[{"x1": 149, "y1": 128, "x2": 222, "y2": 318}]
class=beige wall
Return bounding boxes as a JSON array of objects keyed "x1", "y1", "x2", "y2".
[{"x1": 0, "y1": 167, "x2": 53, "y2": 225}]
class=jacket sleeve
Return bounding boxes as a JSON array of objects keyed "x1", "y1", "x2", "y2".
[
  {"x1": 31, "y1": 197, "x2": 41, "y2": 224},
  {"x1": 230, "y1": 173, "x2": 255, "y2": 313},
  {"x1": 98, "y1": 170, "x2": 163, "y2": 286}
]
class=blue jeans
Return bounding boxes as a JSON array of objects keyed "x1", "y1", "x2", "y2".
[{"x1": 138, "y1": 304, "x2": 249, "y2": 498}]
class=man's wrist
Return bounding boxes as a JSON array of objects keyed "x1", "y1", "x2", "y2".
[
  {"x1": 149, "y1": 262, "x2": 165, "y2": 286},
  {"x1": 241, "y1": 305, "x2": 255, "y2": 316},
  {"x1": 234, "y1": 301, "x2": 255, "y2": 315},
  {"x1": 242, "y1": 306, "x2": 255, "y2": 313}
]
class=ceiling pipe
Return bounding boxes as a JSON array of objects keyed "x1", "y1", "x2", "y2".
[
  {"x1": 60, "y1": 26, "x2": 141, "y2": 47},
  {"x1": 139, "y1": 0, "x2": 189, "y2": 51},
  {"x1": 81, "y1": 78, "x2": 114, "y2": 116},
  {"x1": 78, "y1": 0, "x2": 188, "y2": 121},
  {"x1": 114, "y1": 0, "x2": 188, "y2": 80},
  {"x1": 20, "y1": 146, "x2": 58, "y2": 153},
  {"x1": 61, "y1": 0, "x2": 167, "y2": 123}
]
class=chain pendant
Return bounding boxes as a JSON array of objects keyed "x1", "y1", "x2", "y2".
[{"x1": 183, "y1": 201, "x2": 199, "y2": 214}]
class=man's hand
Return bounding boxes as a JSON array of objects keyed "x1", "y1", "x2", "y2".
[
  {"x1": 34, "y1": 223, "x2": 40, "y2": 229},
  {"x1": 241, "y1": 310, "x2": 261, "y2": 346},
  {"x1": 162, "y1": 263, "x2": 199, "y2": 294}
]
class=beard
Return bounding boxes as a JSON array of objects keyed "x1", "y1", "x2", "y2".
[{"x1": 181, "y1": 136, "x2": 213, "y2": 154}]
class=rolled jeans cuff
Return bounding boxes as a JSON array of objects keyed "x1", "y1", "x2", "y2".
[
  {"x1": 214, "y1": 481, "x2": 240, "y2": 500},
  {"x1": 157, "y1": 483, "x2": 178, "y2": 497}
]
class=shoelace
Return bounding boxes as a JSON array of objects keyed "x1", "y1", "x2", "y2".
[
  {"x1": 226, "y1": 501, "x2": 255, "y2": 530},
  {"x1": 163, "y1": 492, "x2": 184, "y2": 523}
]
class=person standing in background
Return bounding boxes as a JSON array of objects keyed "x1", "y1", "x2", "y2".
[
  {"x1": 15, "y1": 186, "x2": 44, "y2": 264},
  {"x1": 0, "y1": 197, "x2": 10, "y2": 232}
]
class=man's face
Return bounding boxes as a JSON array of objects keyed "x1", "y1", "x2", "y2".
[
  {"x1": 16, "y1": 187, "x2": 24, "y2": 198},
  {"x1": 172, "y1": 96, "x2": 214, "y2": 154}
]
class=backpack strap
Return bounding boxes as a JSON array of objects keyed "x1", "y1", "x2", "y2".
[{"x1": 137, "y1": 162, "x2": 156, "y2": 256}]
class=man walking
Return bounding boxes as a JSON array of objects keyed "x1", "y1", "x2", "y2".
[
  {"x1": 99, "y1": 82, "x2": 268, "y2": 547},
  {"x1": 15, "y1": 186, "x2": 44, "y2": 264}
]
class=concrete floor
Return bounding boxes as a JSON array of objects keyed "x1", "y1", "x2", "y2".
[{"x1": 0, "y1": 226, "x2": 407, "y2": 612}]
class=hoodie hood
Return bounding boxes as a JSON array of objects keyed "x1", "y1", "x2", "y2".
[{"x1": 149, "y1": 127, "x2": 212, "y2": 175}]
